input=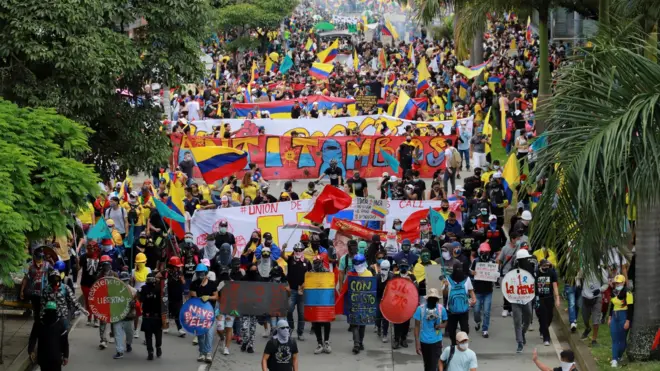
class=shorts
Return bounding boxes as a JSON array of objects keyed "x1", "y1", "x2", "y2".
[{"x1": 216, "y1": 314, "x2": 235, "y2": 331}]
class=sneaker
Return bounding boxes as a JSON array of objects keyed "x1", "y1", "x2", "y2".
[
  {"x1": 241, "y1": 344, "x2": 247, "y2": 352},
  {"x1": 109, "y1": 337, "x2": 115, "y2": 344},
  {"x1": 147, "y1": 353, "x2": 154, "y2": 361},
  {"x1": 126, "y1": 344, "x2": 132, "y2": 353},
  {"x1": 475, "y1": 322, "x2": 481, "y2": 331},
  {"x1": 382, "y1": 335, "x2": 389, "y2": 343},
  {"x1": 352, "y1": 345, "x2": 360, "y2": 354},
  {"x1": 359, "y1": 343, "x2": 364, "y2": 351},
  {"x1": 247, "y1": 347, "x2": 254, "y2": 354},
  {"x1": 314, "y1": 344, "x2": 324, "y2": 354},
  {"x1": 611, "y1": 360, "x2": 618, "y2": 368},
  {"x1": 591, "y1": 340, "x2": 599, "y2": 348},
  {"x1": 73, "y1": 283, "x2": 79, "y2": 289},
  {"x1": 113, "y1": 352, "x2": 124, "y2": 359},
  {"x1": 323, "y1": 341, "x2": 332, "y2": 353},
  {"x1": 156, "y1": 348, "x2": 162, "y2": 358},
  {"x1": 502, "y1": 310, "x2": 509, "y2": 317},
  {"x1": 99, "y1": 341, "x2": 108, "y2": 350},
  {"x1": 87, "y1": 319, "x2": 93, "y2": 326},
  {"x1": 262, "y1": 329, "x2": 270, "y2": 338},
  {"x1": 392, "y1": 340, "x2": 400, "y2": 350},
  {"x1": 298, "y1": 334, "x2": 305, "y2": 341},
  {"x1": 400, "y1": 339, "x2": 408, "y2": 348},
  {"x1": 193, "y1": 336, "x2": 199, "y2": 345},
  {"x1": 94, "y1": 319, "x2": 100, "y2": 328},
  {"x1": 522, "y1": 333, "x2": 526, "y2": 345},
  {"x1": 205, "y1": 354, "x2": 213, "y2": 363},
  {"x1": 580, "y1": 328, "x2": 591, "y2": 340},
  {"x1": 544, "y1": 341, "x2": 550, "y2": 346},
  {"x1": 178, "y1": 329, "x2": 187, "y2": 337},
  {"x1": 197, "y1": 354, "x2": 205, "y2": 362},
  {"x1": 482, "y1": 331, "x2": 489, "y2": 338},
  {"x1": 570, "y1": 323, "x2": 577, "y2": 333},
  {"x1": 133, "y1": 332, "x2": 139, "y2": 339},
  {"x1": 516, "y1": 343, "x2": 524, "y2": 353},
  {"x1": 223, "y1": 347, "x2": 229, "y2": 355},
  {"x1": 163, "y1": 328, "x2": 170, "y2": 334}
]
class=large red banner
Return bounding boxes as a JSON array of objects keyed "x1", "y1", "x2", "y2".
[{"x1": 171, "y1": 134, "x2": 454, "y2": 181}]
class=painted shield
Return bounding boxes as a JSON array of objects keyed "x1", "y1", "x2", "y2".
[
  {"x1": 380, "y1": 277, "x2": 418, "y2": 324},
  {"x1": 88, "y1": 277, "x2": 133, "y2": 323},
  {"x1": 180, "y1": 297, "x2": 215, "y2": 335}
]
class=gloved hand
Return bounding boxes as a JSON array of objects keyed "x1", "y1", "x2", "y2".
[{"x1": 201, "y1": 295, "x2": 210, "y2": 302}]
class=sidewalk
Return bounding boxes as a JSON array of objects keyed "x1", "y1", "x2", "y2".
[{"x1": 0, "y1": 310, "x2": 33, "y2": 371}]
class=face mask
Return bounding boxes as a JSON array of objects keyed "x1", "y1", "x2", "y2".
[
  {"x1": 102, "y1": 264, "x2": 111, "y2": 272},
  {"x1": 494, "y1": 166, "x2": 500, "y2": 170},
  {"x1": 185, "y1": 238, "x2": 193, "y2": 244},
  {"x1": 458, "y1": 342, "x2": 469, "y2": 350},
  {"x1": 357, "y1": 246, "x2": 366, "y2": 255},
  {"x1": 146, "y1": 277, "x2": 156, "y2": 284},
  {"x1": 264, "y1": 241, "x2": 272, "y2": 247},
  {"x1": 377, "y1": 258, "x2": 384, "y2": 265},
  {"x1": 457, "y1": 191, "x2": 463, "y2": 196},
  {"x1": 196, "y1": 272, "x2": 207, "y2": 280},
  {"x1": 406, "y1": 139, "x2": 411, "y2": 143},
  {"x1": 454, "y1": 248, "x2": 461, "y2": 256},
  {"x1": 251, "y1": 237, "x2": 259, "y2": 243},
  {"x1": 402, "y1": 244, "x2": 411, "y2": 252},
  {"x1": 394, "y1": 225, "x2": 402, "y2": 231},
  {"x1": 219, "y1": 227, "x2": 227, "y2": 234},
  {"x1": 615, "y1": 285, "x2": 624, "y2": 291},
  {"x1": 102, "y1": 245, "x2": 112, "y2": 252},
  {"x1": 276, "y1": 327, "x2": 290, "y2": 343},
  {"x1": 470, "y1": 218, "x2": 477, "y2": 224},
  {"x1": 311, "y1": 241, "x2": 320, "y2": 249},
  {"x1": 139, "y1": 238, "x2": 147, "y2": 244},
  {"x1": 399, "y1": 266, "x2": 409, "y2": 274},
  {"x1": 442, "y1": 251, "x2": 451, "y2": 260},
  {"x1": 540, "y1": 267, "x2": 548, "y2": 273},
  {"x1": 481, "y1": 210, "x2": 488, "y2": 215},
  {"x1": 561, "y1": 362, "x2": 575, "y2": 371},
  {"x1": 294, "y1": 251, "x2": 304, "y2": 260},
  {"x1": 426, "y1": 298, "x2": 439, "y2": 308},
  {"x1": 480, "y1": 254, "x2": 490, "y2": 262},
  {"x1": 421, "y1": 254, "x2": 430, "y2": 263},
  {"x1": 441, "y1": 206, "x2": 449, "y2": 211},
  {"x1": 489, "y1": 221, "x2": 497, "y2": 228}
]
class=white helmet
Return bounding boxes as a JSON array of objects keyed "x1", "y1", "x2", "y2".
[
  {"x1": 521, "y1": 210, "x2": 533, "y2": 221},
  {"x1": 516, "y1": 249, "x2": 531, "y2": 260}
]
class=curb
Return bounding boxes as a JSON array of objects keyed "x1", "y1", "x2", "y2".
[
  {"x1": 4, "y1": 345, "x2": 33, "y2": 371},
  {"x1": 553, "y1": 305, "x2": 600, "y2": 371}
]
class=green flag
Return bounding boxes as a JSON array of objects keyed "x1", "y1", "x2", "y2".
[
  {"x1": 125, "y1": 223, "x2": 135, "y2": 249},
  {"x1": 87, "y1": 218, "x2": 112, "y2": 240},
  {"x1": 154, "y1": 198, "x2": 186, "y2": 223},
  {"x1": 428, "y1": 207, "x2": 446, "y2": 236},
  {"x1": 280, "y1": 55, "x2": 294, "y2": 75}
]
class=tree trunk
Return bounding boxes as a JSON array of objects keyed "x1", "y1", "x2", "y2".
[
  {"x1": 599, "y1": 0, "x2": 610, "y2": 27},
  {"x1": 536, "y1": 6, "x2": 551, "y2": 134},
  {"x1": 470, "y1": 26, "x2": 484, "y2": 67},
  {"x1": 627, "y1": 205, "x2": 660, "y2": 361}
]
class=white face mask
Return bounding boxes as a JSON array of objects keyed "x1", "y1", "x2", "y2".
[
  {"x1": 561, "y1": 361, "x2": 575, "y2": 371},
  {"x1": 458, "y1": 342, "x2": 469, "y2": 350},
  {"x1": 442, "y1": 251, "x2": 451, "y2": 260}
]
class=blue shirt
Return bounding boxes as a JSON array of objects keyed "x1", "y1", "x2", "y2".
[
  {"x1": 457, "y1": 131, "x2": 471, "y2": 151},
  {"x1": 255, "y1": 243, "x2": 281, "y2": 261},
  {"x1": 413, "y1": 304, "x2": 448, "y2": 344}
]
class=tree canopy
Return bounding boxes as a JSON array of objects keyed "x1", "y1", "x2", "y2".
[
  {"x1": 215, "y1": 0, "x2": 298, "y2": 41},
  {"x1": 0, "y1": 99, "x2": 99, "y2": 281}
]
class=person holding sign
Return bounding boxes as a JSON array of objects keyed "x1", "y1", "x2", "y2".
[
  {"x1": 469, "y1": 243, "x2": 495, "y2": 338},
  {"x1": 189, "y1": 264, "x2": 218, "y2": 363},
  {"x1": 413, "y1": 288, "x2": 448, "y2": 371},
  {"x1": 350, "y1": 254, "x2": 373, "y2": 355}
]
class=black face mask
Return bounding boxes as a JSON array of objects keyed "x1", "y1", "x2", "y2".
[
  {"x1": 251, "y1": 237, "x2": 259, "y2": 243},
  {"x1": 427, "y1": 297, "x2": 439, "y2": 308},
  {"x1": 441, "y1": 206, "x2": 449, "y2": 211},
  {"x1": 311, "y1": 241, "x2": 320, "y2": 249}
]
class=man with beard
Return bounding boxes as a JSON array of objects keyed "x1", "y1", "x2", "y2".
[
  {"x1": 442, "y1": 262, "x2": 477, "y2": 346},
  {"x1": 286, "y1": 243, "x2": 311, "y2": 341},
  {"x1": 413, "y1": 288, "x2": 448, "y2": 371}
]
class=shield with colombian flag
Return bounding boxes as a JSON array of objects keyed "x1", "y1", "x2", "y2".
[{"x1": 88, "y1": 277, "x2": 133, "y2": 323}]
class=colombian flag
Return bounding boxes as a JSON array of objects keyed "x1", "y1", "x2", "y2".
[
  {"x1": 189, "y1": 146, "x2": 248, "y2": 185},
  {"x1": 416, "y1": 57, "x2": 431, "y2": 96},
  {"x1": 371, "y1": 205, "x2": 387, "y2": 218},
  {"x1": 487, "y1": 76, "x2": 501, "y2": 91},
  {"x1": 166, "y1": 173, "x2": 187, "y2": 238},
  {"x1": 309, "y1": 62, "x2": 334, "y2": 80},
  {"x1": 458, "y1": 79, "x2": 469, "y2": 100},
  {"x1": 317, "y1": 39, "x2": 339, "y2": 63},
  {"x1": 305, "y1": 37, "x2": 315, "y2": 52},
  {"x1": 394, "y1": 90, "x2": 418, "y2": 120},
  {"x1": 502, "y1": 153, "x2": 520, "y2": 203},
  {"x1": 304, "y1": 272, "x2": 336, "y2": 322},
  {"x1": 526, "y1": 16, "x2": 534, "y2": 44},
  {"x1": 382, "y1": 19, "x2": 399, "y2": 39},
  {"x1": 243, "y1": 88, "x2": 252, "y2": 103}
]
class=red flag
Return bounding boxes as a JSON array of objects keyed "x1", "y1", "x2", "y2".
[
  {"x1": 652, "y1": 328, "x2": 660, "y2": 350},
  {"x1": 304, "y1": 186, "x2": 352, "y2": 223}
]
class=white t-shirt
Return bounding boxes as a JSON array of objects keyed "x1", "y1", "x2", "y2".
[
  {"x1": 186, "y1": 101, "x2": 200, "y2": 121},
  {"x1": 132, "y1": 267, "x2": 152, "y2": 292},
  {"x1": 607, "y1": 248, "x2": 628, "y2": 274},
  {"x1": 441, "y1": 346, "x2": 478, "y2": 371}
]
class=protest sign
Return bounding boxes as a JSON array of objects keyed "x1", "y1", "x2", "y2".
[
  {"x1": 354, "y1": 95, "x2": 378, "y2": 112},
  {"x1": 474, "y1": 262, "x2": 499, "y2": 282},
  {"x1": 425, "y1": 264, "x2": 446, "y2": 293},
  {"x1": 353, "y1": 197, "x2": 388, "y2": 221},
  {"x1": 179, "y1": 297, "x2": 215, "y2": 335},
  {"x1": 380, "y1": 277, "x2": 418, "y2": 324},
  {"x1": 303, "y1": 272, "x2": 336, "y2": 322},
  {"x1": 501, "y1": 269, "x2": 536, "y2": 305},
  {"x1": 88, "y1": 277, "x2": 133, "y2": 323},
  {"x1": 344, "y1": 276, "x2": 377, "y2": 325},
  {"x1": 218, "y1": 281, "x2": 289, "y2": 316}
]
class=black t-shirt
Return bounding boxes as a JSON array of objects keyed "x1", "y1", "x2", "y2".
[
  {"x1": 413, "y1": 179, "x2": 426, "y2": 199},
  {"x1": 536, "y1": 268, "x2": 558, "y2": 298},
  {"x1": 178, "y1": 160, "x2": 195, "y2": 180},
  {"x1": 286, "y1": 256, "x2": 311, "y2": 290},
  {"x1": 214, "y1": 232, "x2": 236, "y2": 250},
  {"x1": 470, "y1": 259, "x2": 494, "y2": 294},
  {"x1": 149, "y1": 210, "x2": 166, "y2": 232},
  {"x1": 183, "y1": 197, "x2": 200, "y2": 216},
  {"x1": 324, "y1": 166, "x2": 343, "y2": 186},
  {"x1": 167, "y1": 271, "x2": 185, "y2": 301},
  {"x1": 254, "y1": 194, "x2": 278, "y2": 204},
  {"x1": 264, "y1": 338, "x2": 298, "y2": 371},
  {"x1": 291, "y1": 106, "x2": 302, "y2": 119},
  {"x1": 190, "y1": 279, "x2": 218, "y2": 305},
  {"x1": 399, "y1": 143, "x2": 413, "y2": 164},
  {"x1": 347, "y1": 177, "x2": 368, "y2": 197}
]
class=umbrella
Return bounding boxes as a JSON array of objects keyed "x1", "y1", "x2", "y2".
[
  {"x1": 282, "y1": 223, "x2": 322, "y2": 234},
  {"x1": 314, "y1": 22, "x2": 335, "y2": 31}
]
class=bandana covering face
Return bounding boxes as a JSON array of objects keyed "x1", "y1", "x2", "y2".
[
  {"x1": 276, "y1": 327, "x2": 290, "y2": 343},
  {"x1": 294, "y1": 251, "x2": 305, "y2": 261},
  {"x1": 354, "y1": 262, "x2": 367, "y2": 274}
]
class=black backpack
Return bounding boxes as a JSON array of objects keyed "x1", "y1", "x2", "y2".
[
  {"x1": 443, "y1": 346, "x2": 456, "y2": 368},
  {"x1": 127, "y1": 204, "x2": 139, "y2": 225}
]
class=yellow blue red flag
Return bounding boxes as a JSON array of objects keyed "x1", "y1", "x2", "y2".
[
  {"x1": 189, "y1": 146, "x2": 248, "y2": 185},
  {"x1": 316, "y1": 39, "x2": 339, "y2": 63},
  {"x1": 309, "y1": 62, "x2": 334, "y2": 80}
]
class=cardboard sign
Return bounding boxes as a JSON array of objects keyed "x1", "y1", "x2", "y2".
[
  {"x1": 501, "y1": 269, "x2": 536, "y2": 305},
  {"x1": 218, "y1": 281, "x2": 289, "y2": 316},
  {"x1": 425, "y1": 264, "x2": 446, "y2": 293},
  {"x1": 88, "y1": 277, "x2": 133, "y2": 323},
  {"x1": 474, "y1": 262, "x2": 499, "y2": 282},
  {"x1": 344, "y1": 276, "x2": 377, "y2": 325},
  {"x1": 380, "y1": 277, "x2": 418, "y2": 324},
  {"x1": 303, "y1": 272, "x2": 336, "y2": 322},
  {"x1": 353, "y1": 197, "x2": 388, "y2": 221},
  {"x1": 354, "y1": 95, "x2": 378, "y2": 112},
  {"x1": 180, "y1": 297, "x2": 215, "y2": 335}
]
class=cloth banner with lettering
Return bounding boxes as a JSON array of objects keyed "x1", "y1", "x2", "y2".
[
  {"x1": 173, "y1": 134, "x2": 456, "y2": 180},
  {"x1": 87, "y1": 277, "x2": 133, "y2": 323},
  {"x1": 218, "y1": 281, "x2": 289, "y2": 316}
]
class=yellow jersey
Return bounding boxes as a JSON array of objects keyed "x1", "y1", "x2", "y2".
[
  {"x1": 611, "y1": 291, "x2": 633, "y2": 312},
  {"x1": 533, "y1": 248, "x2": 558, "y2": 268}
]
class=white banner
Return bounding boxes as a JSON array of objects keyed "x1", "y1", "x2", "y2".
[
  {"x1": 353, "y1": 197, "x2": 388, "y2": 221},
  {"x1": 185, "y1": 115, "x2": 473, "y2": 137},
  {"x1": 474, "y1": 262, "x2": 499, "y2": 282}
]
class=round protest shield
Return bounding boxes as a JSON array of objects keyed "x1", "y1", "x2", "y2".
[
  {"x1": 180, "y1": 297, "x2": 215, "y2": 336},
  {"x1": 88, "y1": 277, "x2": 133, "y2": 323},
  {"x1": 501, "y1": 269, "x2": 536, "y2": 305},
  {"x1": 380, "y1": 277, "x2": 418, "y2": 324}
]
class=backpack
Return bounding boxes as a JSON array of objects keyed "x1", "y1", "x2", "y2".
[
  {"x1": 449, "y1": 147, "x2": 462, "y2": 169},
  {"x1": 446, "y1": 276, "x2": 469, "y2": 314},
  {"x1": 127, "y1": 204, "x2": 139, "y2": 225}
]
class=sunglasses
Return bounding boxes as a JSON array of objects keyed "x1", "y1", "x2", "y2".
[{"x1": 279, "y1": 326, "x2": 290, "y2": 330}]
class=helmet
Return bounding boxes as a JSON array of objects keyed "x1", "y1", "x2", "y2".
[
  {"x1": 100, "y1": 255, "x2": 113, "y2": 263},
  {"x1": 54, "y1": 260, "x2": 66, "y2": 272},
  {"x1": 195, "y1": 263, "x2": 209, "y2": 272},
  {"x1": 292, "y1": 243, "x2": 304, "y2": 252},
  {"x1": 169, "y1": 256, "x2": 184, "y2": 267},
  {"x1": 478, "y1": 242, "x2": 491, "y2": 254},
  {"x1": 352, "y1": 254, "x2": 366, "y2": 266},
  {"x1": 516, "y1": 249, "x2": 531, "y2": 260},
  {"x1": 118, "y1": 271, "x2": 131, "y2": 281},
  {"x1": 49, "y1": 269, "x2": 61, "y2": 278},
  {"x1": 135, "y1": 253, "x2": 147, "y2": 263},
  {"x1": 613, "y1": 275, "x2": 626, "y2": 284},
  {"x1": 521, "y1": 210, "x2": 533, "y2": 221}
]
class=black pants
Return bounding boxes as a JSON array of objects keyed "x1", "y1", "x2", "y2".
[
  {"x1": 536, "y1": 296, "x2": 554, "y2": 342},
  {"x1": 516, "y1": 151, "x2": 527, "y2": 173},
  {"x1": 351, "y1": 325, "x2": 365, "y2": 346},
  {"x1": 169, "y1": 301, "x2": 183, "y2": 330},
  {"x1": 420, "y1": 341, "x2": 442, "y2": 371},
  {"x1": 39, "y1": 362, "x2": 62, "y2": 371},
  {"x1": 142, "y1": 317, "x2": 162, "y2": 354},
  {"x1": 376, "y1": 306, "x2": 389, "y2": 336},
  {"x1": 313, "y1": 322, "x2": 331, "y2": 344},
  {"x1": 446, "y1": 312, "x2": 469, "y2": 346},
  {"x1": 503, "y1": 297, "x2": 512, "y2": 311},
  {"x1": 393, "y1": 320, "x2": 410, "y2": 342}
]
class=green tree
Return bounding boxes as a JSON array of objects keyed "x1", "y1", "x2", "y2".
[
  {"x1": 0, "y1": 0, "x2": 212, "y2": 179},
  {"x1": 0, "y1": 99, "x2": 99, "y2": 281},
  {"x1": 531, "y1": 23, "x2": 660, "y2": 361}
]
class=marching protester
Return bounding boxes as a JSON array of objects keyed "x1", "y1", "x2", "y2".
[
  {"x1": 262, "y1": 320, "x2": 299, "y2": 371},
  {"x1": 443, "y1": 262, "x2": 476, "y2": 346},
  {"x1": 112, "y1": 272, "x2": 138, "y2": 359},
  {"x1": 28, "y1": 301, "x2": 70, "y2": 371},
  {"x1": 608, "y1": 275, "x2": 634, "y2": 368},
  {"x1": 439, "y1": 332, "x2": 478, "y2": 371},
  {"x1": 80, "y1": 242, "x2": 101, "y2": 327},
  {"x1": 140, "y1": 272, "x2": 164, "y2": 360},
  {"x1": 535, "y1": 259, "x2": 560, "y2": 346},
  {"x1": 189, "y1": 263, "x2": 219, "y2": 362},
  {"x1": 165, "y1": 256, "x2": 187, "y2": 337},
  {"x1": 286, "y1": 242, "x2": 311, "y2": 341},
  {"x1": 375, "y1": 259, "x2": 393, "y2": 343},
  {"x1": 392, "y1": 259, "x2": 416, "y2": 349},
  {"x1": 414, "y1": 288, "x2": 448, "y2": 371},
  {"x1": 311, "y1": 255, "x2": 333, "y2": 354},
  {"x1": 470, "y1": 243, "x2": 495, "y2": 338},
  {"x1": 350, "y1": 253, "x2": 372, "y2": 355}
]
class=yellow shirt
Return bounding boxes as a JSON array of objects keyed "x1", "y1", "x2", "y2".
[
  {"x1": 533, "y1": 248, "x2": 558, "y2": 268},
  {"x1": 481, "y1": 171, "x2": 494, "y2": 185},
  {"x1": 413, "y1": 261, "x2": 437, "y2": 282},
  {"x1": 122, "y1": 201, "x2": 145, "y2": 227},
  {"x1": 140, "y1": 197, "x2": 155, "y2": 223},
  {"x1": 300, "y1": 191, "x2": 315, "y2": 200},
  {"x1": 358, "y1": 270, "x2": 373, "y2": 278},
  {"x1": 78, "y1": 203, "x2": 95, "y2": 225},
  {"x1": 611, "y1": 291, "x2": 633, "y2": 312},
  {"x1": 111, "y1": 229, "x2": 123, "y2": 246},
  {"x1": 241, "y1": 183, "x2": 259, "y2": 200},
  {"x1": 474, "y1": 103, "x2": 484, "y2": 122}
]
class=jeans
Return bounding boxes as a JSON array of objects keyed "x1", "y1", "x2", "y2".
[
  {"x1": 198, "y1": 329, "x2": 214, "y2": 355},
  {"x1": 458, "y1": 149, "x2": 470, "y2": 170},
  {"x1": 512, "y1": 303, "x2": 532, "y2": 344},
  {"x1": 443, "y1": 167, "x2": 457, "y2": 194},
  {"x1": 287, "y1": 291, "x2": 305, "y2": 335},
  {"x1": 610, "y1": 311, "x2": 628, "y2": 361},
  {"x1": 113, "y1": 320, "x2": 134, "y2": 353},
  {"x1": 352, "y1": 325, "x2": 366, "y2": 346},
  {"x1": 564, "y1": 285, "x2": 581, "y2": 324},
  {"x1": 446, "y1": 312, "x2": 469, "y2": 346},
  {"x1": 474, "y1": 292, "x2": 493, "y2": 331},
  {"x1": 420, "y1": 341, "x2": 442, "y2": 371}
]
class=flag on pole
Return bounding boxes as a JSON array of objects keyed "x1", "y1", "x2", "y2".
[
  {"x1": 316, "y1": 39, "x2": 339, "y2": 63},
  {"x1": 280, "y1": 55, "x2": 294, "y2": 74},
  {"x1": 526, "y1": 16, "x2": 534, "y2": 44},
  {"x1": 305, "y1": 38, "x2": 315, "y2": 52},
  {"x1": 353, "y1": 49, "x2": 359, "y2": 70},
  {"x1": 304, "y1": 186, "x2": 353, "y2": 223},
  {"x1": 482, "y1": 107, "x2": 493, "y2": 154},
  {"x1": 379, "y1": 149, "x2": 400, "y2": 173},
  {"x1": 188, "y1": 146, "x2": 249, "y2": 184},
  {"x1": 407, "y1": 45, "x2": 415, "y2": 66},
  {"x1": 416, "y1": 58, "x2": 431, "y2": 96},
  {"x1": 394, "y1": 90, "x2": 417, "y2": 120},
  {"x1": 502, "y1": 153, "x2": 520, "y2": 203},
  {"x1": 87, "y1": 218, "x2": 113, "y2": 240},
  {"x1": 428, "y1": 207, "x2": 446, "y2": 236},
  {"x1": 309, "y1": 62, "x2": 334, "y2": 80}
]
